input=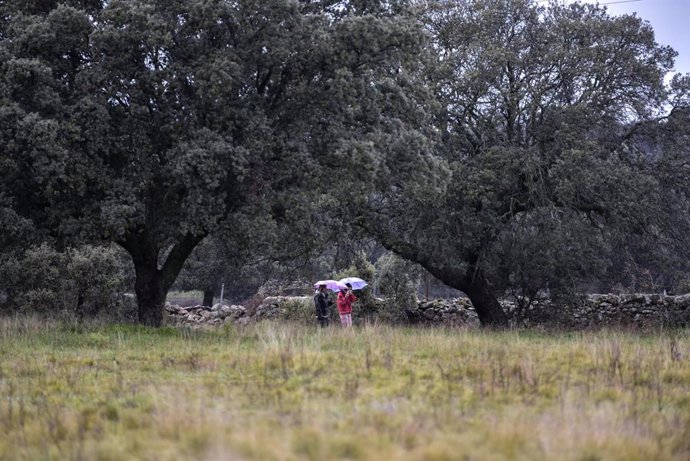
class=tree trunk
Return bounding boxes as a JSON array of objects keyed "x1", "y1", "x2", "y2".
[
  {"x1": 120, "y1": 233, "x2": 205, "y2": 327},
  {"x1": 202, "y1": 288, "x2": 214, "y2": 307},
  {"x1": 372, "y1": 235, "x2": 509, "y2": 327},
  {"x1": 134, "y1": 263, "x2": 167, "y2": 327},
  {"x1": 428, "y1": 267, "x2": 509, "y2": 328},
  {"x1": 461, "y1": 274, "x2": 509, "y2": 327},
  {"x1": 76, "y1": 291, "x2": 86, "y2": 323}
]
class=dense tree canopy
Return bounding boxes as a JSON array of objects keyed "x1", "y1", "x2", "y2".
[
  {"x1": 1, "y1": 0, "x2": 688, "y2": 327},
  {"x1": 361, "y1": 0, "x2": 689, "y2": 325},
  {"x1": 0, "y1": 0, "x2": 429, "y2": 325}
]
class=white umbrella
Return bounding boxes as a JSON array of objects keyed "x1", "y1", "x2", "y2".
[
  {"x1": 314, "y1": 280, "x2": 347, "y2": 292},
  {"x1": 338, "y1": 277, "x2": 368, "y2": 290}
]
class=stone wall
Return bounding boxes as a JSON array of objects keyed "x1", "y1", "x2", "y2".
[
  {"x1": 506, "y1": 293, "x2": 690, "y2": 328},
  {"x1": 405, "y1": 298, "x2": 480, "y2": 328},
  {"x1": 164, "y1": 303, "x2": 247, "y2": 327},
  {"x1": 408, "y1": 294, "x2": 690, "y2": 328},
  {"x1": 164, "y1": 293, "x2": 690, "y2": 329},
  {"x1": 164, "y1": 296, "x2": 310, "y2": 327}
]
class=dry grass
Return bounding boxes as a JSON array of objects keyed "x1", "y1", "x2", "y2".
[{"x1": 0, "y1": 318, "x2": 688, "y2": 460}]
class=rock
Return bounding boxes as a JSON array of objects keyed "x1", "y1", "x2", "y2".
[
  {"x1": 235, "y1": 316, "x2": 251, "y2": 326},
  {"x1": 457, "y1": 298, "x2": 472, "y2": 308},
  {"x1": 623, "y1": 294, "x2": 645, "y2": 305},
  {"x1": 422, "y1": 310, "x2": 437, "y2": 321},
  {"x1": 227, "y1": 305, "x2": 246, "y2": 320}
]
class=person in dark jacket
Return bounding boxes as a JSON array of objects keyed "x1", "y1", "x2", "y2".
[{"x1": 313, "y1": 284, "x2": 333, "y2": 327}]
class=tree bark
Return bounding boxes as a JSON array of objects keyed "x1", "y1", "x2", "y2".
[
  {"x1": 426, "y1": 265, "x2": 509, "y2": 327},
  {"x1": 202, "y1": 288, "x2": 214, "y2": 307},
  {"x1": 120, "y1": 232, "x2": 204, "y2": 327},
  {"x1": 134, "y1": 263, "x2": 167, "y2": 327},
  {"x1": 76, "y1": 292, "x2": 86, "y2": 323},
  {"x1": 461, "y1": 273, "x2": 509, "y2": 327},
  {"x1": 373, "y1": 235, "x2": 509, "y2": 327}
]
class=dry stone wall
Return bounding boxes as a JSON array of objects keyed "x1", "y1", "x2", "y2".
[
  {"x1": 408, "y1": 294, "x2": 690, "y2": 328},
  {"x1": 507, "y1": 293, "x2": 690, "y2": 328},
  {"x1": 164, "y1": 303, "x2": 247, "y2": 327},
  {"x1": 405, "y1": 298, "x2": 480, "y2": 328},
  {"x1": 163, "y1": 296, "x2": 310, "y2": 327},
  {"x1": 164, "y1": 293, "x2": 690, "y2": 329}
]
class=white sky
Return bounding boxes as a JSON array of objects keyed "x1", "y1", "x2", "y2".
[{"x1": 577, "y1": 0, "x2": 690, "y2": 75}]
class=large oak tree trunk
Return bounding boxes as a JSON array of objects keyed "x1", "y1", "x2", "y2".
[
  {"x1": 428, "y1": 265, "x2": 509, "y2": 328},
  {"x1": 378, "y1": 241, "x2": 509, "y2": 327},
  {"x1": 461, "y1": 273, "x2": 509, "y2": 327},
  {"x1": 134, "y1": 263, "x2": 168, "y2": 327},
  {"x1": 120, "y1": 233, "x2": 204, "y2": 327},
  {"x1": 354, "y1": 224, "x2": 511, "y2": 327}
]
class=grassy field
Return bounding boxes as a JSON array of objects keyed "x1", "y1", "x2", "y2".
[{"x1": 0, "y1": 319, "x2": 688, "y2": 461}]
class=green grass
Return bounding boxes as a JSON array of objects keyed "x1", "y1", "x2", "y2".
[{"x1": 0, "y1": 318, "x2": 689, "y2": 460}]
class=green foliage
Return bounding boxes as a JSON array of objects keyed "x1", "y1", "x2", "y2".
[
  {"x1": 0, "y1": 0, "x2": 430, "y2": 324},
  {"x1": 0, "y1": 243, "x2": 130, "y2": 320},
  {"x1": 487, "y1": 208, "x2": 611, "y2": 305},
  {"x1": 374, "y1": 253, "x2": 420, "y2": 323},
  {"x1": 1, "y1": 0, "x2": 688, "y2": 329},
  {"x1": 363, "y1": 0, "x2": 689, "y2": 324},
  {"x1": 281, "y1": 297, "x2": 315, "y2": 325}
]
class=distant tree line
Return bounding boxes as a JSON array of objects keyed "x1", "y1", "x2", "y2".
[{"x1": 1, "y1": 0, "x2": 688, "y2": 326}]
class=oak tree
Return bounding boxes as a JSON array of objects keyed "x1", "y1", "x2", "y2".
[
  {"x1": 363, "y1": 0, "x2": 683, "y2": 325},
  {"x1": 0, "y1": 0, "x2": 426, "y2": 325}
]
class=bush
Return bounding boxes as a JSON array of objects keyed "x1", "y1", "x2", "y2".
[
  {"x1": 281, "y1": 297, "x2": 315, "y2": 325},
  {"x1": 5, "y1": 243, "x2": 69, "y2": 314},
  {"x1": 374, "y1": 253, "x2": 421, "y2": 324},
  {"x1": 65, "y1": 244, "x2": 128, "y2": 319},
  {"x1": 0, "y1": 243, "x2": 130, "y2": 321}
]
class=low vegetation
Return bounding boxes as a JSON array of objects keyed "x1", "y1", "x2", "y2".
[{"x1": 0, "y1": 318, "x2": 688, "y2": 460}]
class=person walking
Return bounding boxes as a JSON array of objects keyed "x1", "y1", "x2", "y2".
[
  {"x1": 313, "y1": 284, "x2": 333, "y2": 327},
  {"x1": 336, "y1": 283, "x2": 357, "y2": 327}
]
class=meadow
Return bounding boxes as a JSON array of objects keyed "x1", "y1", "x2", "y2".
[{"x1": 0, "y1": 318, "x2": 688, "y2": 461}]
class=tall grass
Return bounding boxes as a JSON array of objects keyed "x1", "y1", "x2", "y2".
[{"x1": 0, "y1": 319, "x2": 688, "y2": 460}]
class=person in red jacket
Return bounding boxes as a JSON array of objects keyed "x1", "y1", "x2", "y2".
[{"x1": 336, "y1": 283, "x2": 357, "y2": 327}]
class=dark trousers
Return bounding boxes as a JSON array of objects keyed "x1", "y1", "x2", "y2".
[{"x1": 316, "y1": 305, "x2": 330, "y2": 327}]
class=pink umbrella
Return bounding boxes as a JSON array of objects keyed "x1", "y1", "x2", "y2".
[{"x1": 314, "y1": 280, "x2": 347, "y2": 292}]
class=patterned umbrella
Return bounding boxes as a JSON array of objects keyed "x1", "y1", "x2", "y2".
[{"x1": 314, "y1": 280, "x2": 347, "y2": 292}]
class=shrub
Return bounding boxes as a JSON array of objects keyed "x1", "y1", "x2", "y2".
[
  {"x1": 0, "y1": 243, "x2": 130, "y2": 321},
  {"x1": 9, "y1": 243, "x2": 69, "y2": 313},
  {"x1": 65, "y1": 244, "x2": 128, "y2": 320},
  {"x1": 281, "y1": 297, "x2": 315, "y2": 325},
  {"x1": 374, "y1": 253, "x2": 421, "y2": 324}
]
